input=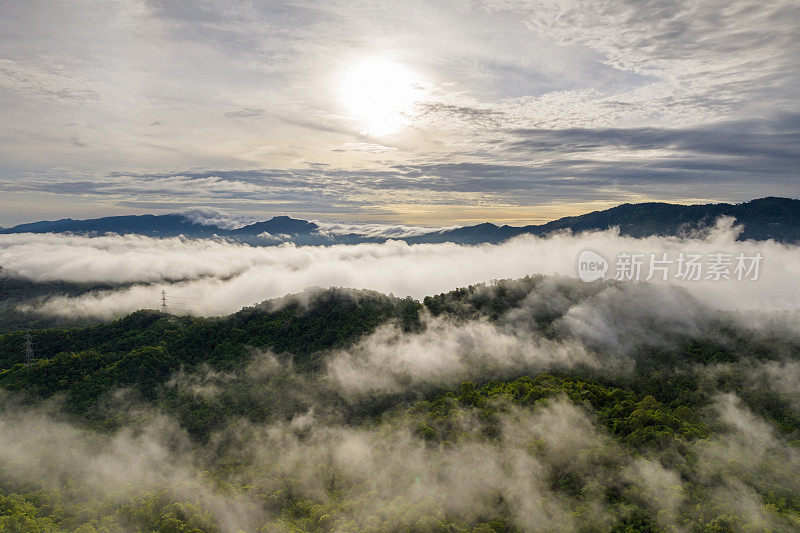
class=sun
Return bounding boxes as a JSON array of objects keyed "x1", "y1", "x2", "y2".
[{"x1": 340, "y1": 58, "x2": 421, "y2": 136}]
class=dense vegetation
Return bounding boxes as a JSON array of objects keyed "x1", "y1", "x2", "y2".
[
  {"x1": 1, "y1": 276, "x2": 799, "y2": 531},
  {"x1": 0, "y1": 274, "x2": 118, "y2": 333}
]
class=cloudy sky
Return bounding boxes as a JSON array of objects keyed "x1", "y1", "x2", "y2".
[{"x1": 1, "y1": 0, "x2": 798, "y2": 227}]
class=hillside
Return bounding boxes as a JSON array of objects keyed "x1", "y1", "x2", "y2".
[{"x1": 1, "y1": 277, "x2": 800, "y2": 530}]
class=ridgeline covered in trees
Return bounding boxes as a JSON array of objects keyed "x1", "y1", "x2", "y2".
[{"x1": 1, "y1": 277, "x2": 800, "y2": 531}]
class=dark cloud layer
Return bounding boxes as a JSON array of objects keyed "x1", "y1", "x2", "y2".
[{"x1": 5, "y1": 111, "x2": 797, "y2": 217}]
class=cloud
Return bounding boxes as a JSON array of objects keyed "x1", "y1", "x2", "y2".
[
  {"x1": 327, "y1": 316, "x2": 596, "y2": 397},
  {"x1": 174, "y1": 207, "x2": 259, "y2": 230},
  {"x1": 0, "y1": 58, "x2": 101, "y2": 103},
  {"x1": 1, "y1": 1, "x2": 799, "y2": 224},
  {"x1": 4, "y1": 111, "x2": 798, "y2": 220},
  {"x1": 331, "y1": 142, "x2": 399, "y2": 153},
  {"x1": 0, "y1": 400, "x2": 264, "y2": 531},
  {"x1": 0, "y1": 383, "x2": 629, "y2": 531},
  {"x1": 4, "y1": 236, "x2": 800, "y2": 529},
  {"x1": 486, "y1": 0, "x2": 800, "y2": 109},
  {"x1": 4, "y1": 217, "x2": 800, "y2": 319},
  {"x1": 313, "y1": 220, "x2": 454, "y2": 239},
  {"x1": 4, "y1": 369, "x2": 798, "y2": 531},
  {"x1": 224, "y1": 107, "x2": 265, "y2": 118},
  {"x1": 556, "y1": 282, "x2": 716, "y2": 355}
]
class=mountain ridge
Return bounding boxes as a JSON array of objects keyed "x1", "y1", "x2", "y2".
[{"x1": 2, "y1": 196, "x2": 799, "y2": 244}]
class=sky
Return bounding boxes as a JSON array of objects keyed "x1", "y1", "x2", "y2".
[{"x1": 0, "y1": 0, "x2": 798, "y2": 227}]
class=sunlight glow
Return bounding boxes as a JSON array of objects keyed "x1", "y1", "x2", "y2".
[{"x1": 340, "y1": 58, "x2": 421, "y2": 136}]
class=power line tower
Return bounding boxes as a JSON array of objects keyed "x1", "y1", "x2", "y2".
[
  {"x1": 161, "y1": 290, "x2": 168, "y2": 313},
  {"x1": 25, "y1": 332, "x2": 34, "y2": 363}
]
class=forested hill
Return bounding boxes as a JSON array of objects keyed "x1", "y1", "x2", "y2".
[
  {"x1": 2, "y1": 277, "x2": 800, "y2": 530},
  {"x1": 406, "y1": 196, "x2": 800, "y2": 243},
  {"x1": 529, "y1": 196, "x2": 800, "y2": 241},
  {"x1": 2, "y1": 196, "x2": 799, "y2": 244}
]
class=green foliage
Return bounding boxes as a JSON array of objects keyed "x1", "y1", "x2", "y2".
[
  {"x1": 0, "y1": 275, "x2": 128, "y2": 334},
  {"x1": 0, "y1": 288, "x2": 421, "y2": 415},
  {"x1": 2, "y1": 280, "x2": 800, "y2": 531},
  {"x1": 406, "y1": 374, "x2": 711, "y2": 450},
  {"x1": 423, "y1": 276, "x2": 543, "y2": 321}
]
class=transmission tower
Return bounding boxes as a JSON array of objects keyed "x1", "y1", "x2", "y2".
[
  {"x1": 161, "y1": 290, "x2": 168, "y2": 313},
  {"x1": 25, "y1": 332, "x2": 34, "y2": 362}
]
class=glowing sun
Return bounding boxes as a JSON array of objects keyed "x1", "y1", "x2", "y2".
[{"x1": 340, "y1": 58, "x2": 421, "y2": 136}]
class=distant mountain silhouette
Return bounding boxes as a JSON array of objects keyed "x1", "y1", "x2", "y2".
[
  {"x1": 2, "y1": 197, "x2": 799, "y2": 244},
  {"x1": 0, "y1": 214, "x2": 224, "y2": 238},
  {"x1": 0, "y1": 214, "x2": 321, "y2": 241},
  {"x1": 230, "y1": 216, "x2": 319, "y2": 237},
  {"x1": 406, "y1": 197, "x2": 800, "y2": 244}
]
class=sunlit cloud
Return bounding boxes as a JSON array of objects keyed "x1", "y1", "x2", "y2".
[
  {"x1": 3, "y1": 219, "x2": 798, "y2": 319},
  {"x1": 0, "y1": 1, "x2": 797, "y2": 225}
]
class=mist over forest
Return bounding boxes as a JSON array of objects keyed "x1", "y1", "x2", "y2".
[
  {"x1": 4, "y1": 0, "x2": 800, "y2": 529},
  {"x1": 1, "y1": 222, "x2": 800, "y2": 532}
]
